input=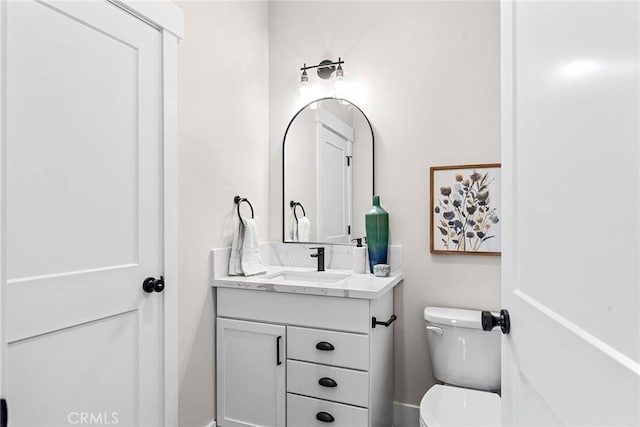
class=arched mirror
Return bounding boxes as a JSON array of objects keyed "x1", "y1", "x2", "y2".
[{"x1": 283, "y1": 97, "x2": 374, "y2": 244}]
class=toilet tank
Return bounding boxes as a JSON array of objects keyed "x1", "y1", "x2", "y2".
[{"x1": 424, "y1": 306, "x2": 501, "y2": 391}]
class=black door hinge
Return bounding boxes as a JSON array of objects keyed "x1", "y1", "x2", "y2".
[
  {"x1": 1, "y1": 398, "x2": 7, "y2": 427},
  {"x1": 346, "y1": 155, "x2": 352, "y2": 166}
]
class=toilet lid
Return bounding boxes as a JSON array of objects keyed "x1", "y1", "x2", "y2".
[{"x1": 420, "y1": 385, "x2": 501, "y2": 427}]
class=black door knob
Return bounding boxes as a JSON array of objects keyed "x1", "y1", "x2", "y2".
[
  {"x1": 481, "y1": 309, "x2": 510, "y2": 334},
  {"x1": 153, "y1": 276, "x2": 165, "y2": 292},
  {"x1": 142, "y1": 276, "x2": 165, "y2": 293}
]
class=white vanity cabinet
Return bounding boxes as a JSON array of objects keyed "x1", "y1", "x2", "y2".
[{"x1": 215, "y1": 287, "x2": 395, "y2": 427}]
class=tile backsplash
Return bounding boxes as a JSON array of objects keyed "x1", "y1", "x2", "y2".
[{"x1": 211, "y1": 243, "x2": 402, "y2": 280}]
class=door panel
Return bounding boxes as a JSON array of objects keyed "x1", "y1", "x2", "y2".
[
  {"x1": 8, "y1": 312, "x2": 138, "y2": 427},
  {"x1": 502, "y1": 1, "x2": 640, "y2": 425},
  {"x1": 6, "y1": 0, "x2": 140, "y2": 280},
  {"x1": 512, "y1": 0, "x2": 639, "y2": 360},
  {"x1": 4, "y1": 1, "x2": 163, "y2": 425}
]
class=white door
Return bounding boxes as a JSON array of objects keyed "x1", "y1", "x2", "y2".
[
  {"x1": 316, "y1": 110, "x2": 353, "y2": 244},
  {"x1": 501, "y1": 1, "x2": 640, "y2": 425},
  {"x1": 3, "y1": 1, "x2": 164, "y2": 426},
  {"x1": 216, "y1": 318, "x2": 286, "y2": 427}
]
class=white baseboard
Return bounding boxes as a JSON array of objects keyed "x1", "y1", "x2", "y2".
[
  {"x1": 393, "y1": 401, "x2": 420, "y2": 427},
  {"x1": 202, "y1": 421, "x2": 216, "y2": 427}
]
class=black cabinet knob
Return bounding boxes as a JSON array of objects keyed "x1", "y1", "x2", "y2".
[
  {"x1": 316, "y1": 412, "x2": 335, "y2": 423},
  {"x1": 142, "y1": 276, "x2": 165, "y2": 293},
  {"x1": 481, "y1": 309, "x2": 510, "y2": 334},
  {"x1": 318, "y1": 377, "x2": 338, "y2": 388},
  {"x1": 315, "y1": 341, "x2": 335, "y2": 351}
]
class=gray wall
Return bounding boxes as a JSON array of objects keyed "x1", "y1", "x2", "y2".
[
  {"x1": 268, "y1": 1, "x2": 501, "y2": 405},
  {"x1": 177, "y1": 2, "x2": 268, "y2": 426}
]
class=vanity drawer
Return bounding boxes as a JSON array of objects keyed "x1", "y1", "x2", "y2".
[
  {"x1": 287, "y1": 326, "x2": 369, "y2": 370},
  {"x1": 287, "y1": 393, "x2": 368, "y2": 427},
  {"x1": 287, "y1": 360, "x2": 369, "y2": 408}
]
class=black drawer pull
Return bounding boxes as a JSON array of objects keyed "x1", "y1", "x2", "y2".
[
  {"x1": 315, "y1": 341, "x2": 335, "y2": 351},
  {"x1": 316, "y1": 412, "x2": 335, "y2": 423},
  {"x1": 318, "y1": 377, "x2": 338, "y2": 388},
  {"x1": 276, "y1": 335, "x2": 282, "y2": 366}
]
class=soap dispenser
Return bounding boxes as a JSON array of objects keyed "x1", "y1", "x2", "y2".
[{"x1": 352, "y1": 237, "x2": 367, "y2": 274}]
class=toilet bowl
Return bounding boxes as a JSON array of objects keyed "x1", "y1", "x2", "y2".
[
  {"x1": 419, "y1": 385, "x2": 500, "y2": 427},
  {"x1": 419, "y1": 307, "x2": 501, "y2": 427}
]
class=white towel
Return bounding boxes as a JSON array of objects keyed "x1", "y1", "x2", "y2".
[
  {"x1": 228, "y1": 215, "x2": 266, "y2": 276},
  {"x1": 298, "y1": 217, "x2": 311, "y2": 242},
  {"x1": 228, "y1": 216, "x2": 244, "y2": 276},
  {"x1": 289, "y1": 212, "x2": 298, "y2": 241},
  {"x1": 240, "y1": 218, "x2": 266, "y2": 276}
]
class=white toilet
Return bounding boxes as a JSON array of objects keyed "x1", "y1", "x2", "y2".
[{"x1": 419, "y1": 307, "x2": 502, "y2": 427}]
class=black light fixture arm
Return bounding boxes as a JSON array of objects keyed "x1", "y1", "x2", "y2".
[{"x1": 300, "y1": 57, "x2": 344, "y2": 72}]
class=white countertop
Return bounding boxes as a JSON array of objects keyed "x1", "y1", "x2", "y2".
[{"x1": 212, "y1": 265, "x2": 403, "y2": 299}]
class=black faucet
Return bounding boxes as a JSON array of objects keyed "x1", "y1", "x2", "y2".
[{"x1": 310, "y1": 247, "x2": 325, "y2": 272}]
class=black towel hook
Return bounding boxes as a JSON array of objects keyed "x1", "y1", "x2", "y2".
[
  {"x1": 289, "y1": 200, "x2": 306, "y2": 223},
  {"x1": 234, "y1": 195, "x2": 255, "y2": 220}
]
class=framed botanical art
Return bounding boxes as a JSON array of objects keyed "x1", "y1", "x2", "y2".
[{"x1": 430, "y1": 163, "x2": 501, "y2": 255}]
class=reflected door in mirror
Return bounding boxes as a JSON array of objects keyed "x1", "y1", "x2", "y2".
[{"x1": 317, "y1": 109, "x2": 353, "y2": 243}]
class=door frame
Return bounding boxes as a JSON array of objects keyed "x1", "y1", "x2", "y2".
[
  {"x1": 499, "y1": 1, "x2": 516, "y2": 423},
  {"x1": 0, "y1": 4, "x2": 5, "y2": 421},
  {"x1": 0, "y1": 1, "x2": 183, "y2": 425}
]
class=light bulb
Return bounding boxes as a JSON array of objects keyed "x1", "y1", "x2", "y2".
[
  {"x1": 299, "y1": 81, "x2": 311, "y2": 101},
  {"x1": 334, "y1": 64, "x2": 347, "y2": 102}
]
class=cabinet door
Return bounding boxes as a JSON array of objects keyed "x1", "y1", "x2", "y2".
[{"x1": 217, "y1": 318, "x2": 286, "y2": 427}]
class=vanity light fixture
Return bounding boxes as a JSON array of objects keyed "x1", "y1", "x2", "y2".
[
  {"x1": 300, "y1": 58, "x2": 344, "y2": 80},
  {"x1": 298, "y1": 58, "x2": 347, "y2": 102}
]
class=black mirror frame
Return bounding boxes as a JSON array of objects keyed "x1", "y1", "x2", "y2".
[{"x1": 282, "y1": 97, "x2": 375, "y2": 244}]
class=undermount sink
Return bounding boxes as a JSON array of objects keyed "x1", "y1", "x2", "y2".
[{"x1": 263, "y1": 270, "x2": 351, "y2": 285}]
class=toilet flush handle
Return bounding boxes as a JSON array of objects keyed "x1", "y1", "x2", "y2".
[{"x1": 426, "y1": 326, "x2": 443, "y2": 335}]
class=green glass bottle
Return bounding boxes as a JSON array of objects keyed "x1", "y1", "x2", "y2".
[{"x1": 365, "y1": 196, "x2": 389, "y2": 273}]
